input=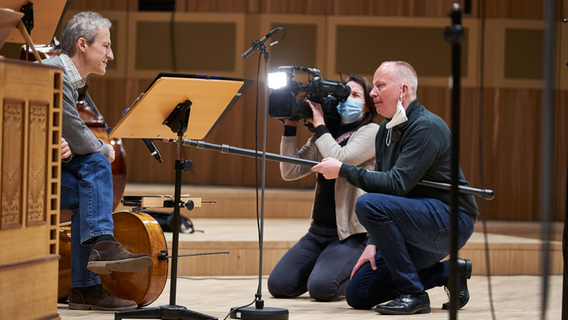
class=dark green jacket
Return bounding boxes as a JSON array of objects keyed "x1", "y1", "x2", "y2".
[{"x1": 339, "y1": 99, "x2": 479, "y2": 220}]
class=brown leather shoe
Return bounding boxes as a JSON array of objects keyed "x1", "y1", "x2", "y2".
[
  {"x1": 69, "y1": 284, "x2": 137, "y2": 311},
  {"x1": 87, "y1": 240, "x2": 152, "y2": 274}
]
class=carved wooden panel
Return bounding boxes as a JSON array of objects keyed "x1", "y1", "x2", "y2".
[
  {"x1": 27, "y1": 103, "x2": 48, "y2": 226},
  {"x1": 0, "y1": 58, "x2": 63, "y2": 320},
  {"x1": 1, "y1": 99, "x2": 24, "y2": 229}
]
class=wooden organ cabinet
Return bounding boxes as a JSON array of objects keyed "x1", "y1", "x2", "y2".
[{"x1": 0, "y1": 58, "x2": 63, "y2": 320}]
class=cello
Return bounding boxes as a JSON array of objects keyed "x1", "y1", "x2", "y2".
[{"x1": 58, "y1": 211, "x2": 168, "y2": 306}]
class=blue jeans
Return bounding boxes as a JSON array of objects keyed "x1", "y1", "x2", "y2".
[
  {"x1": 267, "y1": 223, "x2": 366, "y2": 301},
  {"x1": 60, "y1": 153, "x2": 114, "y2": 287},
  {"x1": 345, "y1": 193, "x2": 475, "y2": 309}
]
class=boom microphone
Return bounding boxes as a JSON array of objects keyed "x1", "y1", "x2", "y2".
[
  {"x1": 162, "y1": 138, "x2": 495, "y2": 200},
  {"x1": 143, "y1": 139, "x2": 163, "y2": 163},
  {"x1": 241, "y1": 27, "x2": 283, "y2": 59}
]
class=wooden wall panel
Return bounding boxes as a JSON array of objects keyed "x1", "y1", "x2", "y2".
[
  {"x1": 67, "y1": 0, "x2": 137, "y2": 11},
  {"x1": 66, "y1": 0, "x2": 560, "y2": 20},
  {"x1": 55, "y1": 0, "x2": 567, "y2": 222},
  {"x1": 177, "y1": 0, "x2": 248, "y2": 13},
  {"x1": 328, "y1": 0, "x2": 468, "y2": 18},
  {"x1": 556, "y1": 91, "x2": 568, "y2": 221},
  {"x1": 484, "y1": 0, "x2": 546, "y2": 20}
]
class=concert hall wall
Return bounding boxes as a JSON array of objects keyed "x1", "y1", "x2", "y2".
[{"x1": 2, "y1": 0, "x2": 565, "y2": 222}]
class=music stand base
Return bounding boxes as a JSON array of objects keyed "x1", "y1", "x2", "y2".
[
  {"x1": 229, "y1": 306, "x2": 288, "y2": 320},
  {"x1": 115, "y1": 305, "x2": 218, "y2": 320}
]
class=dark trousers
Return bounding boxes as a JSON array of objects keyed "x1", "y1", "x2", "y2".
[
  {"x1": 345, "y1": 193, "x2": 475, "y2": 309},
  {"x1": 267, "y1": 223, "x2": 366, "y2": 301}
]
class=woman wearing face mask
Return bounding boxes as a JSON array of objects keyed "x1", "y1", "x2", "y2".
[{"x1": 268, "y1": 74, "x2": 379, "y2": 302}]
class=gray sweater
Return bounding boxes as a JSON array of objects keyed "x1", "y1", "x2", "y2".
[
  {"x1": 42, "y1": 56, "x2": 109, "y2": 161},
  {"x1": 280, "y1": 122, "x2": 380, "y2": 240}
]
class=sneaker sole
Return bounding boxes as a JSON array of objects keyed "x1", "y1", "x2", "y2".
[
  {"x1": 87, "y1": 256, "x2": 153, "y2": 274},
  {"x1": 69, "y1": 302, "x2": 138, "y2": 311}
]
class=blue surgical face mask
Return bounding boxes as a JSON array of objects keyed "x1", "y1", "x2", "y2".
[{"x1": 337, "y1": 97, "x2": 364, "y2": 124}]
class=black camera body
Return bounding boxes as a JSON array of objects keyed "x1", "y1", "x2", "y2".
[{"x1": 268, "y1": 69, "x2": 351, "y2": 123}]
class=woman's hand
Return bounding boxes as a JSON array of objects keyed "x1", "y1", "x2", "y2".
[{"x1": 306, "y1": 100, "x2": 325, "y2": 128}]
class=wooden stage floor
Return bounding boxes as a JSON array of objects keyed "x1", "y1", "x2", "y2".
[
  {"x1": 56, "y1": 183, "x2": 564, "y2": 319},
  {"x1": 58, "y1": 275, "x2": 562, "y2": 319}
]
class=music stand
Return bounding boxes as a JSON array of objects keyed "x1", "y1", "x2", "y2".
[
  {"x1": 110, "y1": 73, "x2": 253, "y2": 319},
  {"x1": 1, "y1": 0, "x2": 70, "y2": 45},
  {"x1": 0, "y1": 0, "x2": 70, "y2": 61}
]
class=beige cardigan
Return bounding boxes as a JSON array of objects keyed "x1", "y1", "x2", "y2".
[{"x1": 280, "y1": 122, "x2": 380, "y2": 240}]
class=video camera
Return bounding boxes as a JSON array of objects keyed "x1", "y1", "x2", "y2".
[{"x1": 268, "y1": 66, "x2": 351, "y2": 133}]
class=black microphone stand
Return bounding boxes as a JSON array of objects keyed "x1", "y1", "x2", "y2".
[
  {"x1": 444, "y1": 3, "x2": 463, "y2": 319},
  {"x1": 541, "y1": 0, "x2": 558, "y2": 318},
  {"x1": 230, "y1": 35, "x2": 288, "y2": 320}
]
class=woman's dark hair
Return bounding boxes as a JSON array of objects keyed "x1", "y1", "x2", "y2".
[{"x1": 343, "y1": 74, "x2": 377, "y2": 125}]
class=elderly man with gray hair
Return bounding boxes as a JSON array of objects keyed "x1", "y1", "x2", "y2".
[{"x1": 43, "y1": 11, "x2": 152, "y2": 311}]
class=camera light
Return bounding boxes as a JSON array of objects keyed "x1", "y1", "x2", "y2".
[{"x1": 268, "y1": 72, "x2": 288, "y2": 90}]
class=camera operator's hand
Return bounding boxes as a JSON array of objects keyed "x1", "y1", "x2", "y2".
[
  {"x1": 307, "y1": 100, "x2": 325, "y2": 128},
  {"x1": 284, "y1": 119, "x2": 298, "y2": 127}
]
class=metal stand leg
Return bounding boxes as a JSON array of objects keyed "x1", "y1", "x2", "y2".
[{"x1": 115, "y1": 101, "x2": 217, "y2": 320}]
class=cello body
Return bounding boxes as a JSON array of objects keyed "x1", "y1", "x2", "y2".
[
  {"x1": 58, "y1": 211, "x2": 168, "y2": 306},
  {"x1": 98, "y1": 211, "x2": 168, "y2": 306}
]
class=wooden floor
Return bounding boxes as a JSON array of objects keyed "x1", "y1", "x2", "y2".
[
  {"x1": 113, "y1": 183, "x2": 564, "y2": 277},
  {"x1": 57, "y1": 275, "x2": 563, "y2": 320},
  {"x1": 55, "y1": 183, "x2": 565, "y2": 319}
]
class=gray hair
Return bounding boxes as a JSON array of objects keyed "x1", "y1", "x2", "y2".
[
  {"x1": 60, "y1": 11, "x2": 112, "y2": 56},
  {"x1": 381, "y1": 61, "x2": 418, "y2": 96}
]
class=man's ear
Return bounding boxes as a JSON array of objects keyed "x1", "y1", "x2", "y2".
[
  {"x1": 401, "y1": 83, "x2": 409, "y2": 96},
  {"x1": 77, "y1": 38, "x2": 88, "y2": 53}
]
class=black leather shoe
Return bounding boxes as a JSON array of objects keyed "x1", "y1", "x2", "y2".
[
  {"x1": 374, "y1": 291, "x2": 431, "y2": 315},
  {"x1": 442, "y1": 258, "x2": 472, "y2": 310}
]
